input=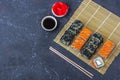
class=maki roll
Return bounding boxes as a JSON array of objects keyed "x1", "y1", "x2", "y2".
[
  {"x1": 60, "y1": 20, "x2": 83, "y2": 46},
  {"x1": 71, "y1": 37, "x2": 85, "y2": 50},
  {"x1": 68, "y1": 20, "x2": 83, "y2": 35},
  {"x1": 99, "y1": 40, "x2": 115, "y2": 58},
  {"x1": 78, "y1": 27, "x2": 92, "y2": 41},
  {"x1": 71, "y1": 27, "x2": 92, "y2": 51},
  {"x1": 80, "y1": 32, "x2": 103, "y2": 59},
  {"x1": 92, "y1": 32, "x2": 103, "y2": 44},
  {"x1": 86, "y1": 42, "x2": 98, "y2": 54},
  {"x1": 81, "y1": 48, "x2": 92, "y2": 59},
  {"x1": 81, "y1": 44, "x2": 96, "y2": 59},
  {"x1": 60, "y1": 30, "x2": 75, "y2": 46},
  {"x1": 89, "y1": 37, "x2": 100, "y2": 46},
  {"x1": 67, "y1": 28, "x2": 76, "y2": 35}
]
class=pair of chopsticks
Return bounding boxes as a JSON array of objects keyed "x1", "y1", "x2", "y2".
[{"x1": 49, "y1": 46, "x2": 94, "y2": 79}]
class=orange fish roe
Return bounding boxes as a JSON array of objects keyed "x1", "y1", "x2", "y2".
[
  {"x1": 78, "y1": 27, "x2": 92, "y2": 41},
  {"x1": 99, "y1": 40, "x2": 115, "y2": 58},
  {"x1": 71, "y1": 37, "x2": 85, "y2": 50},
  {"x1": 71, "y1": 27, "x2": 92, "y2": 50}
]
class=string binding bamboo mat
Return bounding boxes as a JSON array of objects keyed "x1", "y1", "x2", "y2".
[{"x1": 54, "y1": 0, "x2": 120, "y2": 74}]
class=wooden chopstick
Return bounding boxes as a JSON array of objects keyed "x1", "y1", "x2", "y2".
[{"x1": 49, "y1": 46, "x2": 94, "y2": 78}]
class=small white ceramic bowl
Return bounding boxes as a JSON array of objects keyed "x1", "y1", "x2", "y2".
[{"x1": 41, "y1": 16, "x2": 57, "y2": 31}]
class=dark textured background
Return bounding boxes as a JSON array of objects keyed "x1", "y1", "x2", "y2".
[{"x1": 0, "y1": 0, "x2": 120, "y2": 80}]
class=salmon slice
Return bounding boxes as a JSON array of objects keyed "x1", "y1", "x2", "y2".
[
  {"x1": 71, "y1": 37, "x2": 85, "y2": 50},
  {"x1": 99, "y1": 40, "x2": 115, "y2": 58},
  {"x1": 78, "y1": 27, "x2": 92, "y2": 41}
]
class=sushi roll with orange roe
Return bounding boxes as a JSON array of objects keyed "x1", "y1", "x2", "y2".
[
  {"x1": 99, "y1": 40, "x2": 115, "y2": 58},
  {"x1": 71, "y1": 37, "x2": 85, "y2": 50},
  {"x1": 78, "y1": 27, "x2": 92, "y2": 41}
]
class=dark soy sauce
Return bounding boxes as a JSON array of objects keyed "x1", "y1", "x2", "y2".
[{"x1": 43, "y1": 18, "x2": 55, "y2": 29}]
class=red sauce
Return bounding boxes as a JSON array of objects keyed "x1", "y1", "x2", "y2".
[{"x1": 52, "y1": 2, "x2": 69, "y2": 16}]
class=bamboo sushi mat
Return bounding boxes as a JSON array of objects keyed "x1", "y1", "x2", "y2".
[{"x1": 54, "y1": 0, "x2": 120, "y2": 75}]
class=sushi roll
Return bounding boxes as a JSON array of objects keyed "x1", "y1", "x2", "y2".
[
  {"x1": 72, "y1": 20, "x2": 84, "y2": 28},
  {"x1": 98, "y1": 40, "x2": 115, "y2": 58},
  {"x1": 67, "y1": 28, "x2": 76, "y2": 35},
  {"x1": 60, "y1": 20, "x2": 84, "y2": 46},
  {"x1": 81, "y1": 48, "x2": 92, "y2": 59},
  {"x1": 69, "y1": 20, "x2": 84, "y2": 34},
  {"x1": 81, "y1": 43, "x2": 96, "y2": 59},
  {"x1": 71, "y1": 27, "x2": 92, "y2": 51},
  {"x1": 89, "y1": 37, "x2": 100, "y2": 46},
  {"x1": 78, "y1": 27, "x2": 92, "y2": 41},
  {"x1": 80, "y1": 32, "x2": 103, "y2": 59},
  {"x1": 88, "y1": 32, "x2": 103, "y2": 47},
  {"x1": 60, "y1": 30, "x2": 75, "y2": 46},
  {"x1": 71, "y1": 37, "x2": 85, "y2": 50},
  {"x1": 86, "y1": 42, "x2": 98, "y2": 54},
  {"x1": 92, "y1": 32, "x2": 103, "y2": 44}
]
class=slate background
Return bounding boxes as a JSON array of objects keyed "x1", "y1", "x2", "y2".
[{"x1": 0, "y1": 0, "x2": 120, "y2": 80}]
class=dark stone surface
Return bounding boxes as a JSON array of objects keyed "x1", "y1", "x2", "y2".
[
  {"x1": 94, "y1": 0, "x2": 120, "y2": 17},
  {"x1": 0, "y1": 0, "x2": 120, "y2": 80}
]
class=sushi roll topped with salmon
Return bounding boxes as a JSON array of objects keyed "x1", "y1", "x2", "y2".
[{"x1": 99, "y1": 40, "x2": 115, "y2": 58}]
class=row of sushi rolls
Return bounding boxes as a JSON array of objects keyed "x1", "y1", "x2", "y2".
[{"x1": 60, "y1": 20, "x2": 115, "y2": 68}]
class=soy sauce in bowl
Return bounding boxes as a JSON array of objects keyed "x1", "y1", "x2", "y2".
[
  {"x1": 43, "y1": 18, "x2": 55, "y2": 29},
  {"x1": 41, "y1": 16, "x2": 57, "y2": 31}
]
